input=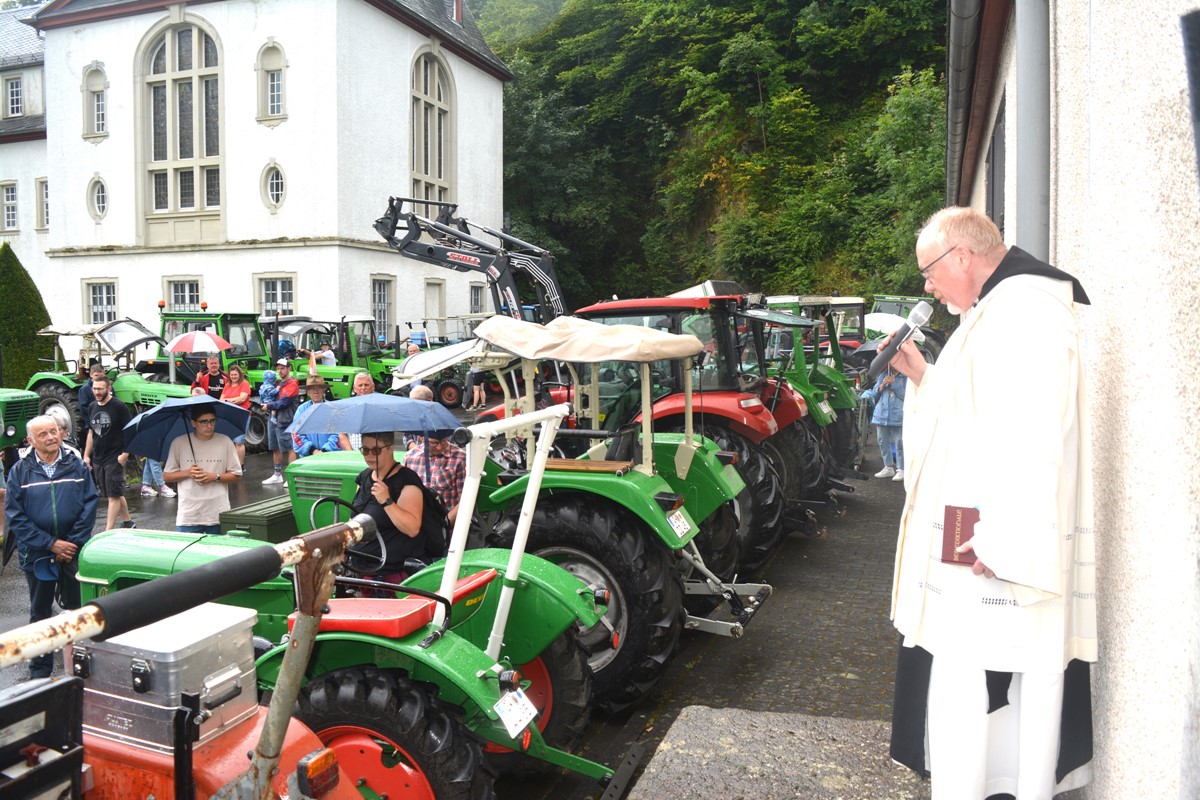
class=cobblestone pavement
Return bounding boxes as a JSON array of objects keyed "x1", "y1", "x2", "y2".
[{"x1": 499, "y1": 444, "x2": 924, "y2": 799}]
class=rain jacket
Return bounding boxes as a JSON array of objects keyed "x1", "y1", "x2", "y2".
[{"x1": 6, "y1": 446, "x2": 99, "y2": 573}]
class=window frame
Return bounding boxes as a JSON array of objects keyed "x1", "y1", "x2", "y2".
[
  {"x1": 82, "y1": 63, "x2": 110, "y2": 140},
  {"x1": 0, "y1": 182, "x2": 17, "y2": 232},
  {"x1": 255, "y1": 39, "x2": 288, "y2": 126},
  {"x1": 410, "y1": 50, "x2": 456, "y2": 215},
  {"x1": 164, "y1": 276, "x2": 203, "y2": 312},
  {"x1": 469, "y1": 282, "x2": 485, "y2": 314},
  {"x1": 4, "y1": 76, "x2": 22, "y2": 118},
  {"x1": 82, "y1": 280, "x2": 119, "y2": 325},
  {"x1": 87, "y1": 176, "x2": 109, "y2": 222},
  {"x1": 255, "y1": 273, "x2": 297, "y2": 316},
  {"x1": 260, "y1": 161, "x2": 286, "y2": 211},
  {"x1": 371, "y1": 276, "x2": 395, "y2": 336},
  {"x1": 35, "y1": 178, "x2": 48, "y2": 230},
  {"x1": 135, "y1": 15, "x2": 224, "y2": 245}
]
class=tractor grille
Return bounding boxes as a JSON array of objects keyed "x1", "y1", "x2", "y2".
[
  {"x1": 3, "y1": 396, "x2": 40, "y2": 419},
  {"x1": 293, "y1": 476, "x2": 346, "y2": 499},
  {"x1": 136, "y1": 394, "x2": 164, "y2": 408}
]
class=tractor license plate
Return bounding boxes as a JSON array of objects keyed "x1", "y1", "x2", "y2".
[
  {"x1": 494, "y1": 688, "x2": 538, "y2": 738},
  {"x1": 819, "y1": 400, "x2": 834, "y2": 417},
  {"x1": 667, "y1": 510, "x2": 691, "y2": 538}
]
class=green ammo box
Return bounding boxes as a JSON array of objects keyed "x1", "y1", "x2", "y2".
[{"x1": 219, "y1": 495, "x2": 299, "y2": 543}]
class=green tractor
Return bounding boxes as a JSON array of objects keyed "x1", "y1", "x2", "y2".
[
  {"x1": 0, "y1": 386, "x2": 39, "y2": 470},
  {"x1": 24, "y1": 318, "x2": 195, "y2": 441}
]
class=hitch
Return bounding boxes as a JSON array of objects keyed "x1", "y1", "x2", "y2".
[{"x1": 679, "y1": 546, "x2": 774, "y2": 638}]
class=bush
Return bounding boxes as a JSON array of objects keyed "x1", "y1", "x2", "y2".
[{"x1": 0, "y1": 242, "x2": 52, "y2": 388}]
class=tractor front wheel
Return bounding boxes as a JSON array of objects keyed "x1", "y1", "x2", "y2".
[
  {"x1": 491, "y1": 495, "x2": 683, "y2": 716},
  {"x1": 484, "y1": 631, "x2": 593, "y2": 776},
  {"x1": 297, "y1": 667, "x2": 495, "y2": 800},
  {"x1": 436, "y1": 380, "x2": 464, "y2": 410},
  {"x1": 35, "y1": 382, "x2": 83, "y2": 441}
]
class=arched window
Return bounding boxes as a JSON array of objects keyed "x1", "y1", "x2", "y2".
[
  {"x1": 81, "y1": 62, "x2": 109, "y2": 140},
  {"x1": 256, "y1": 40, "x2": 287, "y2": 125},
  {"x1": 410, "y1": 50, "x2": 455, "y2": 212},
  {"x1": 136, "y1": 16, "x2": 223, "y2": 244}
]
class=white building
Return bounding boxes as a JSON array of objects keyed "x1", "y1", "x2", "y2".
[
  {"x1": 0, "y1": 0, "x2": 509, "y2": 340},
  {"x1": 948, "y1": 1, "x2": 1200, "y2": 796}
]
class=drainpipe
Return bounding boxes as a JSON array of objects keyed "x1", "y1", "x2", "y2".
[
  {"x1": 946, "y1": 0, "x2": 983, "y2": 204},
  {"x1": 1014, "y1": 0, "x2": 1050, "y2": 260}
]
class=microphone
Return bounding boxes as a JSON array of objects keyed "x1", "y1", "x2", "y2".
[{"x1": 866, "y1": 301, "x2": 933, "y2": 382}]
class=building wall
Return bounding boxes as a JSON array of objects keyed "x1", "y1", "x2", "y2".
[
  {"x1": 2, "y1": 0, "x2": 504, "y2": 337},
  {"x1": 965, "y1": 2, "x2": 1200, "y2": 796}
]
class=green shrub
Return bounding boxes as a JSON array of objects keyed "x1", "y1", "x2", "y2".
[{"x1": 0, "y1": 242, "x2": 52, "y2": 388}]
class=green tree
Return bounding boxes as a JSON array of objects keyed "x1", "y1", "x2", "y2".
[{"x1": 0, "y1": 242, "x2": 52, "y2": 388}]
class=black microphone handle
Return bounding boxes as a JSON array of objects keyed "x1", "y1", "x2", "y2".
[{"x1": 866, "y1": 323, "x2": 917, "y2": 382}]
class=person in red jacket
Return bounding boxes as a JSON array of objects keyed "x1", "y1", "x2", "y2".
[{"x1": 191, "y1": 355, "x2": 227, "y2": 399}]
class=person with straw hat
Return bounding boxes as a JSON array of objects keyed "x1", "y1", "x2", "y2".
[{"x1": 290, "y1": 375, "x2": 340, "y2": 457}]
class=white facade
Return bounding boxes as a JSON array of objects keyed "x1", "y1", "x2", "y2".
[
  {"x1": 955, "y1": 2, "x2": 1200, "y2": 796},
  {"x1": 0, "y1": 0, "x2": 507, "y2": 341}
]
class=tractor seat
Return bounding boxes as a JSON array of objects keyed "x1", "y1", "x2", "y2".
[{"x1": 287, "y1": 568, "x2": 498, "y2": 638}]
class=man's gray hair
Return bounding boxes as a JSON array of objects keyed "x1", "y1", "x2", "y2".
[
  {"x1": 410, "y1": 385, "x2": 434, "y2": 402},
  {"x1": 45, "y1": 406, "x2": 72, "y2": 432},
  {"x1": 25, "y1": 414, "x2": 60, "y2": 434}
]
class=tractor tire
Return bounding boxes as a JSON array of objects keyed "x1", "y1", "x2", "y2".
[
  {"x1": 490, "y1": 495, "x2": 684, "y2": 716},
  {"x1": 680, "y1": 501, "x2": 740, "y2": 615},
  {"x1": 792, "y1": 420, "x2": 830, "y2": 499},
  {"x1": 680, "y1": 423, "x2": 784, "y2": 575},
  {"x1": 244, "y1": 406, "x2": 269, "y2": 454},
  {"x1": 436, "y1": 379, "x2": 465, "y2": 410},
  {"x1": 828, "y1": 408, "x2": 862, "y2": 470},
  {"x1": 297, "y1": 666, "x2": 495, "y2": 800},
  {"x1": 35, "y1": 383, "x2": 83, "y2": 441},
  {"x1": 484, "y1": 631, "x2": 593, "y2": 777}
]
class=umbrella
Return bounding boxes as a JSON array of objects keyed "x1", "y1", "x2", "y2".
[
  {"x1": 123, "y1": 396, "x2": 250, "y2": 463},
  {"x1": 287, "y1": 393, "x2": 461, "y2": 439},
  {"x1": 165, "y1": 330, "x2": 233, "y2": 353},
  {"x1": 864, "y1": 312, "x2": 926, "y2": 342}
]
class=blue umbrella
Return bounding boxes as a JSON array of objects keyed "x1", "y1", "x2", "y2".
[
  {"x1": 123, "y1": 396, "x2": 250, "y2": 462},
  {"x1": 287, "y1": 393, "x2": 461, "y2": 438}
]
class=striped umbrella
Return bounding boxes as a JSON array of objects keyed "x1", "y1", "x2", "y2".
[{"x1": 165, "y1": 330, "x2": 234, "y2": 353}]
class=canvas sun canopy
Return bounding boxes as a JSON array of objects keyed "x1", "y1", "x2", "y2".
[{"x1": 474, "y1": 315, "x2": 703, "y2": 363}]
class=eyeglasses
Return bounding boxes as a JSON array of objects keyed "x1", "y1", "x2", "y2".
[
  {"x1": 194, "y1": 418, "x2": 218, "y2": 426},
  {"x1": 918, "y1": 245, "x2": 958, "y2": 278},
  {"x1": 360, "y1": 445, "x2": 388, "y2": 456}
]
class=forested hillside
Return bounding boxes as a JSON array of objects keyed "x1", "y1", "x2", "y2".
[{"x1": 469, "y1": 0, "x2": 946, "y2": 308}]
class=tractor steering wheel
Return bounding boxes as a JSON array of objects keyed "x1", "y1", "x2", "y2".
[{"x1": 308, "y1": 495, "x2": 388, "y2": 576}]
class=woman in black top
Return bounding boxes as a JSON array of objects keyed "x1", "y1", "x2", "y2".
[{"x1": 352, "y1": 431, "x2": 427, "y2": 578}]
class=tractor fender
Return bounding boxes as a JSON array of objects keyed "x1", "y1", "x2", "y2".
[
  {"x1": 255, "y1": 627, "x2": 514, "y2": 727},
  {"x1": 759, "y1": 378, "x2": 807, "y2": 428},
  {"x1": 402, "y1": 549, "x2": 603, "y2": 665},
  {"x1": 648, "y1": 434, "x2": 745, "y2": 524},
  {"x1": 778, "y1": 377, "x2": 836, "y2": 427},
  {"x1": 487, "y1": 470, "x2": 699, "y2": 550},
  {"x1": 812, "y1": 363, "x2": 859, "y2": 409},
  {"x1": 645, "y1": 392, "x2": 778, "y2": 442},
  {"x1": 27, "y1": 374, "x2": 80, "y2": 392}
]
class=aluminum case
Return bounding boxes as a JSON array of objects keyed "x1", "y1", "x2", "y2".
[{"x1": 73, "y1": 603, "x2": 258, "y2": 753}]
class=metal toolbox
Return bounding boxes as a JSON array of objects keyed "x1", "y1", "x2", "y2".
[{"x1": 72, "y1": 603, "x2": 258, "y2": 753}]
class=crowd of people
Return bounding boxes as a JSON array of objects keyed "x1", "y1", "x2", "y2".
[{"x1": 2, "y1": 348, "x2": 471, "y2": 679}]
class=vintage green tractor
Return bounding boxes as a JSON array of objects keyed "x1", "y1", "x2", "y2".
[
  {"x1": 0, "y1": 386, "x2": 40, "y2": 470},
  {"x1": 24, "y1": 318, "x2": 195, "y2": 441}
]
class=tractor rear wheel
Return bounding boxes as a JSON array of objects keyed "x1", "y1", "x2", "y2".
[
  {"x1": 681, "y1": 501, "x2": 740, "y2": 615},
  {"x1": 682, "y1": 424, "x2": 784, "y2": 574},
  {"x1": 491, "y1": 495, "x2": 683, "y2": 716},
  {"x1": 35, "y1": 382, "x2": 83, "y2": 441},
  {"x1": 484, "y1": 631, "x2": 593, "y2": 777},
  {"x1": 828, "y1": 407, "x2": 861, "y2": 470},
  {"x1": 297, "y1": 666, "x2": 495, "y2": 800}
]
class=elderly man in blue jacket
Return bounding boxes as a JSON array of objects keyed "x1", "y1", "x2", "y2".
[
  {"x1": 290, "y1": 375, "x2": 341, "y2": 457},
  {"x1": 6, "y1": 414, "x2": 98, "y2": 679}
]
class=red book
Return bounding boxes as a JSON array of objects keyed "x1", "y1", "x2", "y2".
[{"x1": 941, "y1": 505, "x2": 980, "y2": 566}]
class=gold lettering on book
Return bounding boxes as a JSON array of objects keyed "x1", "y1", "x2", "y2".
[{"x1": 953, "y1": 509, "x2": 962, "y2": 559}]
